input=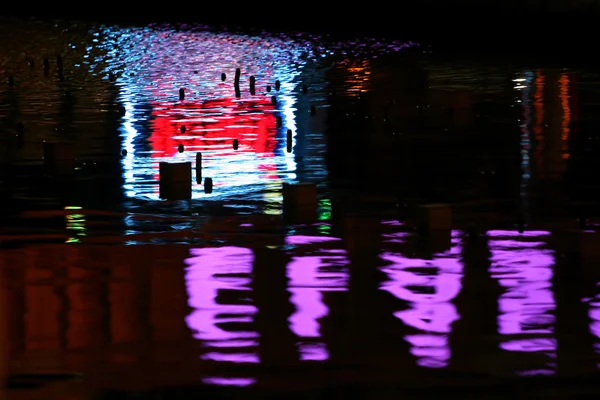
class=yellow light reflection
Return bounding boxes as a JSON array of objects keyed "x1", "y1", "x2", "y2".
[
  {"x1": 559, "y1": 73, "x2": 570, "y2": 160},
  {"x1": 263, "y1": 181, "x2": 283, "y2": 215}
]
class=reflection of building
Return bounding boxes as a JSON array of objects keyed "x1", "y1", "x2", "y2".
[{"x1": 4, "y1": 246, "x2": 193, "y2": 376}]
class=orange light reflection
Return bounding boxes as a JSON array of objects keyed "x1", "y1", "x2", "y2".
[
  {"x1": 559, "y1": 73, "x2": 570, "y2": 160},
  {"x1": 533, "y1": 70, "x2": 545, "y2": 176}
]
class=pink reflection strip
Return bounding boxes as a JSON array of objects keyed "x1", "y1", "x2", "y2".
[
  {"x1": 298, "y1": 342, "x2": 328, "y2": 361},
  {"x1": 201, "y1": 352, "x2": 260, "y2": 363},
  {"x1": 500, "y1": 338, "x2": 557, "y2": 352},
  {"x1": 285, "y1": 240, "x2": 349, "y2": 362},
  {"x1": 380, "y1": 238, "x2": 463, "y2": 369},
  {"x1": 488, "y1": 231, "x2": 556, "y2": 375},
  {"x1": 184, "y1": 246, "x2": 259, "y2": 364},
  {"x1": 589, "y1": 297, "x2": 600, "y2": 366},
  {"x1": 202, "y1": 377, "x2": 256, "y2": 386},
  {"x1": 382, "y1": 220, "x2": 404, "y2": 226},
  {"x1": 285, "y1": 235, "x2": 341, "y2": 246},
  {"x1": 287, "y1": 255, "x2": 348, "y2": 288},
  {"x1": 487, "y1": 230, "x2": 551, "y2": 237},
  {"x1": 289, "y1": 288, "x2": 328, "y2": 337}
]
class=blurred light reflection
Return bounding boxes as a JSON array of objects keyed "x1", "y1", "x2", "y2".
[
  {"x1": 380, "y1": 231, "x2": 463, "y2": 368},
  {"x1": 110, "y1": 29, "x2": 306, "y2": 201},
  {"x1": 184, "y1": 247, "x2": 259, "y2": 368},
  {"x1": 589, "y1": 295, "x2": 600, "y2": 367},
  {"x1": 285, "y1": 235, "x2": 349, "y2": 361},
  {"x1": 202, "y1": 377, "x2": 256, "y2": 387},
  {"x1": 487, "y1": 230, "x2": 556, "y2": 376}
]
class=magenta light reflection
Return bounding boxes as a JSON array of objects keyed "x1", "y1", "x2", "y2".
[
  {"x1": 202, "y1": 377, "x2": 256, "y2": 387},
  {"x1": 286, "y1": 236, "x2": 349, "y2": 361},
  {"x1": 184, "y1": 247, "x2": 259, "y2": 368},
  {"x1": 379, "y1": 230, "x2": 463, "y2": 369},
  {"x1": 487, "y1": 230, "x2": 556, "y2": 376},
  {"x1": 587, "y1": 286, "x2": 600, "y2": 367}
]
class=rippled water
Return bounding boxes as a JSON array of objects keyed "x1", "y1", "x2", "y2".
[
  {"x1": 3, "y1": 17, "x2": 600, "y2": 399},
  {"x1": 0, "y1": 19, "x2": 411, "y2": 214},
  {"x1": 3, "y1": 227, "x2": 600, "y2": 398}
]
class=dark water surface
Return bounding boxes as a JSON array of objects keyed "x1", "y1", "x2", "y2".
[{"x1": 2, "y1": 17, "x2": 600, "y2": 399}]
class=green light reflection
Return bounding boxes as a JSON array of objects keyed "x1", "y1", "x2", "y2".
[{"x1": 65, "y1": 207, "x2": 87, "y2": 244}]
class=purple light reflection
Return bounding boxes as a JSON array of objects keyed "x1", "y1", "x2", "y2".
[
  {"x1": 202, "y1": 377, "x2": 256, "y2": 387},
  {"x1": 379, "y1": 230, "x2": 463, "y2": 369},
  {"x1": 382, "y1": 220, "x2": 404, "y2": 226},
  {"x1": 285, "y1": 235, "x2": 341, "y2": 246},
  {"x1": 487, "y1": 230, "x2": 556, "y2": 376},
  {"x1": 588, "y1": 296, "x2": 600, "y2": 367},
  {"x1": 184, "y1": 247, "x2": 259, "y2": 365},
  {"x1": 487, "y1": 230, "x2": 551, "y2": 237},
  {"x1": 286, "y1": 236, "x2": 349, "y2": 361}
]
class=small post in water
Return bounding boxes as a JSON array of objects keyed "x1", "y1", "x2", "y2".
[
  {"x1": 286, "y1": 129, "x2": 292, "y2": 153},
  {"x1": 249, "y1": 76, "x2": 256, "y2": 95},
  {"x1": 196, "y1": 152, "x2": 202, "y2": 184},
  {"x1": 204, "y1": 177, "x2": 213, "y2": 194}
]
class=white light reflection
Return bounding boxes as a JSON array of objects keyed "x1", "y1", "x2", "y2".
[
  {"x1": 105, "y1": 28, "x2": 307, "y2": 202},
  {"x1": 379, "y1": 231, "x2": 463, "y2": 368},
  {"x1": 285, "y1": 235, "x2": 349, "y2": 361},
  {"x1": 517, "y1": 71, "x2": 534, "y2": 203},
  {"x1": 487, "y1": 230, "x2": 556, "y2": 376},
  {"x1": 184, "y1": 247, "x2": 259, "y2": 369}
]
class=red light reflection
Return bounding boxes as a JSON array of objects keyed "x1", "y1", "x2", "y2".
[
  {"x1": 150, "y1": 98, "x2": 278, "y2": 157},
  {"x1": 148, "y1": 98, "x2": 279, "y2": 185}
]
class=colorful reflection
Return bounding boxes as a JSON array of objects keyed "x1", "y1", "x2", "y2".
[
  {"x1": 487, "y1": 230, "x2": 556, "y2": 376},
  {"x1": 285, "y1": 235, "x2": 349, "y2": 361},
  {"x1": 184, "y1": 247, "x2": 258, "y2": 385},
  {"x1": 149, "y1": 99, "x2": 277, "y2": 157},
  {"x1": 147, "y1": 98, "x2": 281, "y2": 194},
  {"x1": 64, "y1": 206, "x2": 86, "y2": 244},
  {"x1": 340, "y1": 59, "x2": 371, "y2": 95},
  {"x1": 379, "y1": 231, "x2": 463, "y2": 369},
  {"x1": 111, "y1": 28, "x2": 306, "y2": 202}
]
